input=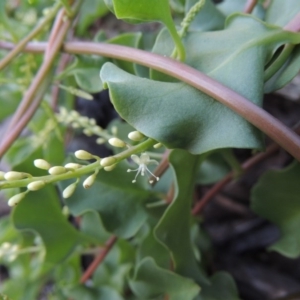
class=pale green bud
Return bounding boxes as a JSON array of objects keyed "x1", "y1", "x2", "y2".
[
  {"x1": 64, "y1": 163, "x2": 82, "y2": 170},
  {"x1": 4, "y1": 171, "x2": 28, "y2": 181},
  {"x1": 48, "y1": 166, "x2": 67, "y2": 175},
  {"x1": 104, "y1": 164, "x2": 116, "y2": 171},
  {"x1": 83, "y1": 128, "x2": 93, "y2": 136},
  {"x1": 75, "y1": 150, "x2": 94, "y2": 160},
  {"x1": 0, "y1": 171, "x2": 5, "y2": 180},
  {"x1": 111, "y1": 126, "x2": 118, "y2": 136},
  {"x1": 27, "y1": 180, "x2": 45, "y2": 191},
  {"x1": 83, "y1": 174, "x2": 96, "y2": 189},
  {"x1": 34, "y1": 159, "x2": 51, "y2": 170},
  {"x1": 153, "y1": 143, "x2": 163, "y2": 149},
  {"x1": 8, "y1": 192, "x2": 27, "y2": 206},
  {"x1": 128, "y1": 131, "x2": 145, "y2": 141},
  {"x1": 62, "y1": 205, "x2": 70, "y2": 217},
  {"x1": 100, "y1": 157, "x2": 117, "y2": 167},
  {"x1": 96, "y1": 138, "x2": 106, "y2": 145},
  {"x1": 62, "y1": 182, "x2": 77, "y2": 198},
  {"x1": 108, "y1": 137, "x2": 126, "y2": 148}
]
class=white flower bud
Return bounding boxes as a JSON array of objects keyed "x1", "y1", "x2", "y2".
[
  {"x1": 48, "y1": 166, "x2": 67, "y2": 175},
  {"x1": 4, "y1": 171, "x2": 28, "y2": 181},
  {"x1": 34, "y1": 159, "x2": 51, "y2": 170},
  {"x1": 74, "y1": 150, "x2": 94, "y2": 160},
  {"x1": 100, "y1": 157, "x2": 117, "y2": 167},
  {"x1": 27, "y1": 181, "x2": 45, "y2": 191},
  {"x1": 8, "y1": 192, "x2": 27, "y2": 206},
  {"x1": 104, "y1": 164, "x2": 116, "y2": 171},
  {"x1": 62, "y1": 182, "x2": 77, "y2": 198},
  {"x1": 0, "y1": 171, "x2": 5, "y2": 180},
  {"x1": 153, "y1": 143, "x2": 163, "y2": 149},
  {"x1": 89, "y1": 118, "x2": 96, "y2": 125},
  {"x1": 83, "y1": 174, "x2": 96, "y2": 189},
  {"x1": 111, "y1": 126, "x2": 118, "y2": 136},
  {"x1": 62, "y1": 205, "x2": 70, "y2": 217},
  {"x1": 64, "y1": 163, "x2": 82, "y2": 170},
  {"x1": 96, "y1": 138, "x2": 106, "y2": 145},
  {"x1": 128, "y1": 131, "x2": 145, "y2": 141},
  {"x1": 83, "y1": 128, "x2": 93, "y2": 136},
  {"x1": 108, "y1": 138, "x2": 126, "y2": 148}
]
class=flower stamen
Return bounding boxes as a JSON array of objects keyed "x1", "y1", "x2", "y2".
[{"x1": 127, "y1": 153, "x2": 159, "y2": 184}]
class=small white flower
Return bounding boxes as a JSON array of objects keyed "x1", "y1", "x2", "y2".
[{"x1": 127, "y1": 153, "x2": 159, "y2": 183}]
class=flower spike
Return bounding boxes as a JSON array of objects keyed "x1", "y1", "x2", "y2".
[{"x1": 127, "y1": 153, "x2": 159, "y2": 183}]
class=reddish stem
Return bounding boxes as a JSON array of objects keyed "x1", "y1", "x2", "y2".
[
  {"x1": 51, "y1": 53, "x2": 71, "y2": 110},
  {"x1": 80, "y1": 236, "x2": 117, "y2": 283},
  {"x1": 192, "y1": 126, "x2": 300, "y2": 215},
  {"x1": 244, "y1": 0, "x2": 257, "y2": 13}
]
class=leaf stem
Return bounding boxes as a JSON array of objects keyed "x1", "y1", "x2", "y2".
[
  {"x1": 0, "y1": 1, "x2": 62, "y2": 71},
  {"x1": 167, "y1": 24, "x2": 186, "y2": 61}
]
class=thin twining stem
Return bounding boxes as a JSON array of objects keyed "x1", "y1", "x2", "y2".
[
  {"x1": 0, "y1": 5, "x2": 75, "y2": 158},
  {"x1": 192, "y1": 143, "x2": 278, "y2": 215},
  {"x1": 244, "y1": 0, "x2": 257, "y2": 14},
  {"x1": 80, "y1": 236, "x2": 117, "y2": 283},
  {"x1": 0, "y1": 2, "x2": 61, "y2": 71},
  {"x1": 2, "y1": 40, "x2": 299, "y2": 161},
  {"x1": 192, "y1": 126, "x2": 300, "y2": 215}
]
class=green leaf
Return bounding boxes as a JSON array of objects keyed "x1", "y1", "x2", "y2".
[
  {"x1": 76, "y1": 0, "x2": 109, "y2": 35},
  {"x1": 185, "y1": 0, "x2": 225, "y2": 31},
  {"x1": 101, "y1": 15, "x2": 300, "y2": 154},
  {"x1": 129, "y1": 257, "x2": 200, "y2": 300},
  {"x1": 264, "y1": 44, "x2": 300, "y2": 93},
  {"x1": 71, "y1": 55, "x2": 107, "y2": 93},
  {"x1": 0, "y1": 85, "x2": 21, "y2": 122},
  {"x1": 217, "y1": 0, "x2": 265, "y2": 19},
  {"x1": 138, "y1": 228, "x2": 171, "y2": 269},
  {"x1": 112, "y1": 0, "x2": 173, "y2": 23},
  {"x1": 196, "y1": 151, "x2": 231, "y2": 185},
  {"x1": 80, "y1": 211, "x2": 111, "y2": 244},
  {"x1": 12, "y1": 187, "x2": 88, "y2": 266},
  {"x1": 251, "y1": 161, "x2": 300, "y2": 258},
  {"x1": 265, "y1": 0, "x2": 300, "y2": 27},
  {"x1": 170, "y1": 0, "x2": 185, "y2": 13},
  {"x1": 155, "y1": 149, "x2": 206, "y2": 283},
  {"x1": 111, "y1": 0, "x2": 185, "y2": 60},
  {"x1": 198, "y1": 272, "x2": 240, "y2": 300},
  {"x1": 63, "y1": 161, "x2": 151, "y2": 238},
  {"x1": 107, "y1": 32, "x2": 142, "y2": 74},
  {"x1": 66, "y1": 286, "x2": 123, "y2": 300}
]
